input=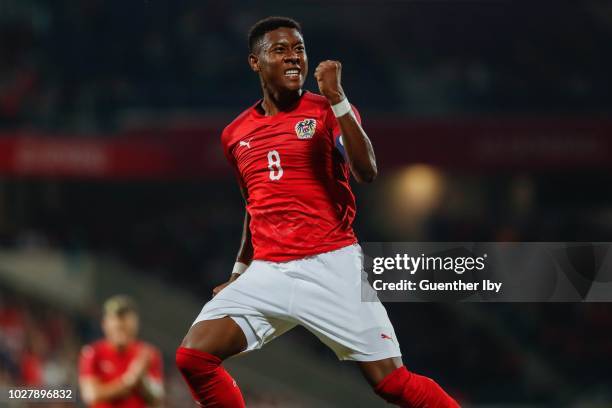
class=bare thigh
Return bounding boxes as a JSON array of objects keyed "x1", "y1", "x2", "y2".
[
  {"x1": 181, "y1": 317, "x2": 247, "y2": 361},
  {"x1": 358, "y1": 357, "x2": 404, "y2": 387}
]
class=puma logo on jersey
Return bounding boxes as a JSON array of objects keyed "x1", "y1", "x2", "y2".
[
  {"x1": 381, "y1": 333, "x2": 393, "y2": 341},
  {"x1": 239, "y1": 139, "x2": 252, "y2": 149},
  {"x1": 295, "y1": 118, "x2": 317, "y2": 139}
]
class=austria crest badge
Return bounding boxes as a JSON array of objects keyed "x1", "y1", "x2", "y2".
[{"x1": 295, "y1": 118, "x2": 316, "y2": 139}]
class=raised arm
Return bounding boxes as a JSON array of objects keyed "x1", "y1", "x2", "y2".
[{"x1": 315, "y1": 60, "x2": 378, "y2": 183}]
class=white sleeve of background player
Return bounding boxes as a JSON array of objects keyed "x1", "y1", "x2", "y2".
[{"x1": 327, "y1": 103, "x2": 362, "y2": 162}]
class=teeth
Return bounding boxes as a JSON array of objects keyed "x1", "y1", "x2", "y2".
[{"x1": 285, "y1": 69, "x2": 299, "y2": 75}]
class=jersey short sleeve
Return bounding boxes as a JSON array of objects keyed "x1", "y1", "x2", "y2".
[
  {"x1": 221, "y1": 126, "x2": 247, "y2": 192},
  {"x1": 221, "y1": 127, "x2": 234, "y2": 165}
]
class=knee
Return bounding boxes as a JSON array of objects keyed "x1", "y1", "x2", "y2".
[
  {"x1": 180, "y1": 333, "x2": 206, "y2": 353},
  {"x1": 180, "y1": 324, "x2": 222, "y2": 358},
  {"x1": 175, "y1": 346, "x2": 222, "y2": 377},
  {"x1": 373, "y1": 366, "x2": 409, "y2": 405},
  {"x1": 180, "y1": 318, "x2": 246, "y2": 360},
  {"x1": 175, "y1": 346, "x2": 189, "y2": 374}
]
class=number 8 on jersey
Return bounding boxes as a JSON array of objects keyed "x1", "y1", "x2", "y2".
[{"x1": 267, "y1": 150, "x2": 283, "y2": 181}]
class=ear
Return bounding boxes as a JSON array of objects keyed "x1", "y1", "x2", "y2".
[{"x1": 248, "y1": 53, "x2": 260, "y2": 73}]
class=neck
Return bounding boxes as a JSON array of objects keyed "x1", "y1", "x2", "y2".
[
  {"x1": 108, "y1": 339, "x2": 132, "y2": 351},
  {"x1": 260, "y1": 83, "x2": 303, "y2": 116}
]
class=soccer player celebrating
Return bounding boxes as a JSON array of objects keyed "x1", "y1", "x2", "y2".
[
  {"x1": 79, "y1": 296, "x2": 164, "y2": 407},
  {"x1": 176, "y1": 17, "x2": 459, "y2": 407}
]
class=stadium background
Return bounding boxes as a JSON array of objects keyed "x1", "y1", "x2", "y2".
[{"x1": 1, "y1": 0, "x2": 611, "y2": 406}]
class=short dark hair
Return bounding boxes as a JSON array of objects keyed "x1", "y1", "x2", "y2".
[{"x1": 248, "y1": 16, "x2": 302, "y2": 53}]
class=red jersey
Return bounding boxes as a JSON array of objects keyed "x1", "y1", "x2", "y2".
[
  {"x1": 222, "y1": 91, "x2": 361, "y2": 261},
  {"x1": 78, "y1": 340, "x2": 163, "y2": 408}
]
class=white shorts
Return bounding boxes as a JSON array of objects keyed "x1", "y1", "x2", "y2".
[{"x1": 193, "y1": 244, "x2": 401, "y2": 362}]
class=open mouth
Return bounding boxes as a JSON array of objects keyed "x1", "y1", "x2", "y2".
[{"x1": 284, "y1": 68, "x2": 301, "y2": 78}]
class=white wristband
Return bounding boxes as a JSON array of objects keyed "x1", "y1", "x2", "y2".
[
  {"x1": 331, "y1": 98, "x2": 352, "y2": 118},
  {"x1": 232, "y1": 262, "x2": 249, "y2": 276}
]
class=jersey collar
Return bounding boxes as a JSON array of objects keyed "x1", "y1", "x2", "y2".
[{"x1": 251, "y1": 90, "x2": 309, "y2": 119}]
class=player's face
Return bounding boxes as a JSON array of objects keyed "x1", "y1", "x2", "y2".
[
  {"x1": 102, "y1": 312, "x2": 139, "y2": 347},
  {"x1": 251, "y1": 27, "x2": 308, "y2": 92}
]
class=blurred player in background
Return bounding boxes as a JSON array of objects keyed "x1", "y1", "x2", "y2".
[
  {"x1": 176, "y1": 16, "x2": 459, "y2": 407},
  {"x1": 79, "y1": 295, "x2": 164, "y2": 407}
]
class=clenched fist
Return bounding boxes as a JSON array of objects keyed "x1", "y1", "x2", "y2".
[{"x1": 314, "y1": 60, "x2": 345, "y2": 105}]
